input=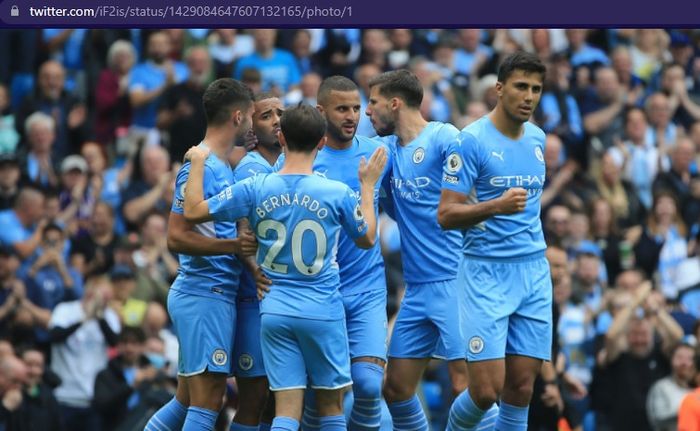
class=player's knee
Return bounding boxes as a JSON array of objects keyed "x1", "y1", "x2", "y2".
[
  {"x1": 382, "y1": 376, "x2": 412, "y2": 403},
  {"x1": 502, "y1": 378, "x2": 534, "y2": 404},
  {"x1": 468, "y1": 385, "x2": 499, "y2": 410},
  {"x1": 316, "y1": 389, "x2": 344, "y2": 416},
  {"x1": 351, "y1": 362, "x2": 383, "y2": 399}
]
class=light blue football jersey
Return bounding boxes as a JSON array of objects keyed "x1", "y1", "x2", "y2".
[
  {"x1": 233, "y1": 151, "x2": 277, "y2": 300},
  {"x1": 385, "y1": 121, "x2": 462, "y2": 284},
  {"x1": 171, "y1": 148, "x2": 241, "y2": 304},
  {"x1": 207, "y1": 173, "x2": 368, "y2": 320},
  {"x1": 442, "y1": 116, "x2": 547, "y2": 259}
]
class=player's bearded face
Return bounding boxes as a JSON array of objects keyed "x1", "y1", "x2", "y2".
[
  {"x1": 235, "y1": 105, "x2": 254, "y2": 142},
  {"x1": 500, "y1": 70, "x2": 543, "y2": 124},
  {"x1": 325, "y1": 90, "x2": 361, "y2": 143},
  {"x1": 253, "y1": 98, "x2": 283, "y2": 149}
]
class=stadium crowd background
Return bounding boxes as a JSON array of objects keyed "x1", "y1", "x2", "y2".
[{"x1": 1, "y1": 28, "x2": 700, "y2": 431}]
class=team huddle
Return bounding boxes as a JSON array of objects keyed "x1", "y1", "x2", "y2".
[{"x1": 143, "y1": 51, "x2": 552, "y2": 431}]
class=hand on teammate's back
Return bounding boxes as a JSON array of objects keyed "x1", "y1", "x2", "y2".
[
  {"x1": 255, "y1": 266, "x2": 272, "y2": 300},
  {"x1": 183, "y1": 145, "x2": 210, "y2": 163},
  {"x1": 497, "y1": 187, "x2": 527, "y2": 214},
  {"x1": 238, "y1": 231, "x2": 259, "y2": 257}
]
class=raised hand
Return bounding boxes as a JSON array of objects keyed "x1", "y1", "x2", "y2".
[{"x1": 359, "y1": 146, "x2": 388, "y2": 186}]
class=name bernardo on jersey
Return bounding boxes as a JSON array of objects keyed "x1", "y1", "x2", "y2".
[{"x1": 253, "y1": 192, "x2": 330, "y2": 220}]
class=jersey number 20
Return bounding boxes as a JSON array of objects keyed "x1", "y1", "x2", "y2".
[{"x1": 257, "y1": 219, "x2": 327, "y2": 276}]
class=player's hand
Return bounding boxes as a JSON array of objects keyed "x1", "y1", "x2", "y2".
[
  {"x1": 496, "y1": 188, "x2": 527, "y2": 214},
  {"x1": 238, "y1": 231, "x2": 258, "y2": 257},
  {"x1": 541, "y1": 382, "x2": 564, "y2": 413},
  {"x1": 255, "y1": 267, "x2": 272, "y2": 300},
  {"x1": 359, "y1": 147, "x2": 388, "y2": 186},
  {"x1": 183, "y1": 146, "x2": 210, "y2": 163}
]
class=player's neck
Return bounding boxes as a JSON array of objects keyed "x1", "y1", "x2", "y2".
[
  {"x1": 278, "y1": 151, "x2": 314, "y2": 175},
  {"x1": 396, "y1": 110, "x2": 429, "y2": 146},
  {"x1": 489, "y1": 108, "x2": 524, "y2": 140},
  {"x1": 202, "y1": 128, "x2": 235, "y2": 160},
  {"x1": 256, "y1": 144, "x2": 282, "y2": 166},
  {"x1": 325, "y1": 135, "x2": 353, "y2": 151}
]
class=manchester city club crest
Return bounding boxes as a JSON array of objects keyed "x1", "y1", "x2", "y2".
[
  {"x1": 212, "y1": 349, "x2": 228, "y2": 366},
  {"x1": 469, "y1": 336, "x2": 485, "y2": 354},
  {"x1": 238, "y1": 353, "x2": 254, "y2": 371},
  {"x1": 413, "y1": 147, "x2": 425, "y2": 164},
  {"x1": 535, "y1": 146, "x2": 544, "y2": 163}
]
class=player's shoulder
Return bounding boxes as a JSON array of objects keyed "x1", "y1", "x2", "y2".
[
  {"x1": 455, "y1": 118, "x2": 489, "y2": 149},
  {"x1": 524, "y1": 121, "x2": 547, "y2": 143}
]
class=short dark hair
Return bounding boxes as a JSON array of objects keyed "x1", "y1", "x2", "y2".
[
  {"x1": 280, "y1": 105, "x2": 327, "y2": 153},
  {"x1": 497, "y1": 51, "x2": 547, "y2": 83},
  {"x1": 119, "y1": 326, "x2": 146, "y2": 344},
  {"x1": 202, "y1": 78, "x2": 254, "y2": 126},
  {"x1": 368, "y1": 69, "x2": 423, "y2": 109},
  {"x1": 254, "y1": 92, "x2": 278, "y2": 102},
  {"x1": 317, "y1": 76, "x2": 359, "y2": 106},
  {"x1": 42, "y1": 222, "x2": 63, "y2": 238}
]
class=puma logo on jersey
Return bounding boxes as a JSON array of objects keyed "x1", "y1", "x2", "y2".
[{"x1": 491, "y1": 151, "x2": 504, "y2": 162}]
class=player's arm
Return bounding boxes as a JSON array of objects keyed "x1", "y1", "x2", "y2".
[
  {"x1": 438, "y1": 188, "x2": 527, "y2": 230},
  {"x1": 354, "y1": 147, "x2": 388, "y2": 249},
  {"x1": 183, "y1": 146, "x2": 214, "y2": 224},
  {"x1": 167, "y1": 212, "x2": 243, "y2": 256}
]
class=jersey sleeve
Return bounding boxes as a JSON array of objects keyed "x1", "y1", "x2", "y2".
[
  {"x1": 442, "y1": 130, "x2": 481, "y2": 195},
  {"x1": 339, "y1": 185, "x2": 368, "y2": 240},
  {"x1": 437, "y1": 123, "x2": 461, "y2": 160},
  {"x1": 206, "y1": 177, "x2": 255, "y2": 222},
  {"x1": 171, "y1": 163, "x2": 190, "y2": 215}
]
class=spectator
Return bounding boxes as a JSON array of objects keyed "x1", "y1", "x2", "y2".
[
  {"x1": 609, "y1": 107, "x2": 663, "y2": 209},
  {"x1": 157, "y1": 45, "x2": 211, "y2": 164},
  {"x1": 141, "y1": 302, "x2": 178, "y2": 377},
  {"x1": 544, "y1": 204, "x2": 572, "y2": 247},
  {"x1": 19, "y1": 112, "x2": 60, "y2": 190},
  {"x1": 0, "y1": 84, "x2": 20, "y2": 154},
  {"x1": 595, "y1": 282, "x2": 683, "y2": 431},
  {"x1": 0, "y1": 188, "x2": 46, "y2": 260},
  {"x1": 647, "y1": 341, "x2": 695, "y2": 431},
  {"x1": 581, "y1": 66, "x2": 630, "y2": 152},
  {"x1": 453, "y1": 29, "x2": 493, "y2": 76},
  {"x1": 595, "y1": 150, "x2": 646, "y2": 230},
  {"x1": 678, "y1": 352, "x2": 700, "y2": 430},
  {"x1": 24, "y1": 222, "x2": 83, "y2": 311},
  {"x1": 121, "y1": 145, "x2": 173, "y2": 227},
  {"x1": 233, "y1": 29, "x2": 301, "y2": 96},
  {"x1": 611, "y1": 46, "x2": 645, "y2": 97},
  {"x1": 16, "y1": 60, "x2": 88, "y2": 159},
  {"x1": 565, "y1": 29, "x2": 610, "y2": 69},
  {"x1": 654, "y1": 138, "x2": 700, "y2": 229},
  {"x1": 0, "y1": 154, "x2": 24, "y2": 211},
  {"x1": 71, "y1": 200, "x2": 119, "y2": 277},
  {"x1": 128, "y1": 31, "x2": 188, "y2": 146},
  {"x1": 633, "y1": 192, "x2": 689, "y2": 299},
  {"x1": 109, "y1": 264, "x2": 148, "y2": 327},
  {"x1": 130, "y1": 212, "x2": 177, "y2": 303},
  {"x1": 49, "y1": 274, "x2": 120, "y2": 431},
  {"x1": 208, "y1": 29, "x2": 254, "y2": 79},
  {"x1": 0, "y1": 354, "x2": 29, "y2": 430},
  {"x1": 57, "y1": 155, "x2": 95, "y2": 237},
  {"x1": 17, "y1": 346, "x2": 63, "y2": 431},
  {"x1": 589, "y1": 197, "x2": 624, "y2": 283},
  {"x1": 645, "y1": 92, "x2": 679, "y2": 151},
  {"x1": 94, "y1": 39, "x2": 136, "y2": 147},
  {"x1": 659, "y1": 63, "x2": 700, "y2": 130},
  {"x1": 630, "y1": 30, "x2": 670, "y2": 83},
  {"x1": 93, "y1": 326, "x2": 159, "y2": 431},
  {"x1": 358, "y1": 29, "x2": 391, "y2": 71}
]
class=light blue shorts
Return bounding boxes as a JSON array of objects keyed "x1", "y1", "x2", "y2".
[
  {"x1": 388, "y1": 279, "x2": 465, "y2": 361},
  {"x1": 168, "y1": 288, "x2": 236, "y2": 376},
  {"x1": 461, "y1": 252, "x2": 553, "y2": 362},
  {"x1": 233, "y1": 298, "x2": 266, "y2": 378},
  {"x1": 261, "y1": 314, "x2": 352, "y2": 391},
  {"x1": 343, "y1": 289, "x2": 388, "y2": 361}
]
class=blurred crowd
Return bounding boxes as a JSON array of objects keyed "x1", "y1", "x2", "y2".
[{"x1": 1, "y1": 28, "x2": 700, "y2": 430}]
